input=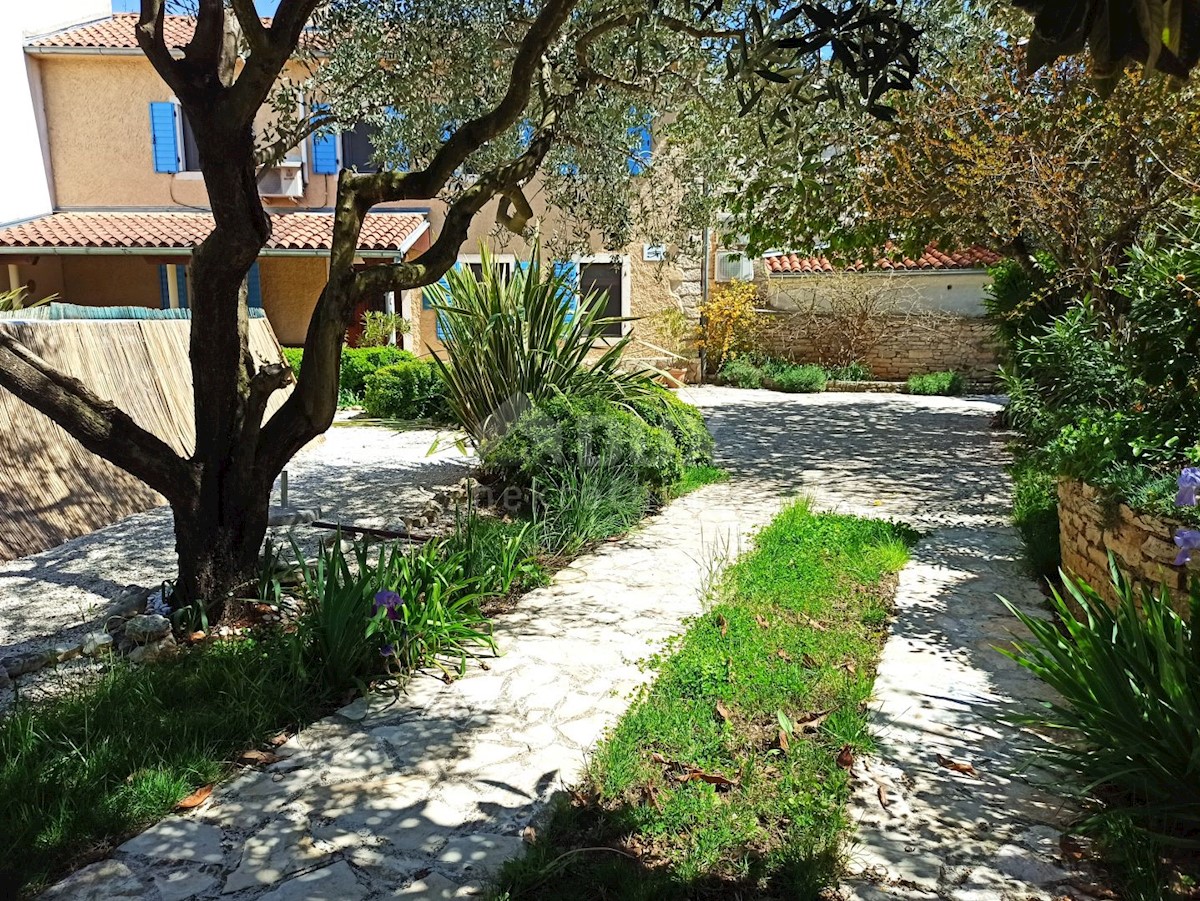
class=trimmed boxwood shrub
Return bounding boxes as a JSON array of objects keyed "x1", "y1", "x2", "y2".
[
  {"x1": 626, "y1": 388, "x2": 714, "y2": 468},
  {"x1": 279, "y1": 346, "x2": 417, "y2": 400},
  {"x1": 906, "y1": 371, "x2": 965, "y2": 396},
  {"x1": 483, "y1": 394, "x2": 683, "y2": 494},
  {"x1": 363, "y1": 361, "x2": 448, "y2": 420}
]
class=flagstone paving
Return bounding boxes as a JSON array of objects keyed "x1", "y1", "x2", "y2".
[{"x1": 41, "y1": 388, "x2": 1085, "y2": 900}]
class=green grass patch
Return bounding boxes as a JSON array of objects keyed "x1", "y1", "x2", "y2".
[
  {"x1": 672, "y1": 465, "x2": 730, "y2": 497},
  {"x1": 494, "y1": 500, "x2": 914, "y2": 900},
  {"x1": 0, "y1": 637, "x2": 322, "y2": 897}
]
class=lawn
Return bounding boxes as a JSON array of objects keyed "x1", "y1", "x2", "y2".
[{"x1": 493, "y1": 500, "x2": 914, "y2": 900}]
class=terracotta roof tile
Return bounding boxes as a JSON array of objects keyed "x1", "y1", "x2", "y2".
[
  {"x1": 0, "y1": 211, "x2": 426, "y2": 255},
  {"x1": 764, "y1": 243, "x2": 1000, "y2": 274},
  {"x1": 29, "y1": 14, "x2": 195, "y2": 50}
]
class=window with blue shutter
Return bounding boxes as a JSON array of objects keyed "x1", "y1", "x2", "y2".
[
  {"x1": 311, "y1": 103, "x2": 339, "y2": 175},
  {"x1": 175, "y1": 265, "x2": 189, "y2": 309},
  {"x1": 628, "y1": 111, "x2": 652, "y2": 175},
  {"x1": 517, "y1": 120, "x2": 534, "y2": 148},
  {"x1": 552, "y1": 261, "x2": 579, "y2": 322},
  {"x1": 149, "y1": 101, "x2": 180, "y2": 173},
  {"x1": 246, "y1": 261, "x2": 262, "y2": 308}
]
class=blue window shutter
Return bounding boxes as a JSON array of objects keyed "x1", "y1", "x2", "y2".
[
  {"x1": 246, "y1": 261, "x2": 262, "y2": 308},
  {"x1": 158, "y1": 265, "x2": 170, "y2": 308},
  {"x1": 628, "y1": 118, "x2": 652, "y2": 175},
  {"x1": 424, "y1": 261, "x2": 459, "y2": 310},
  {"x1": 149, "y1": 102, "x2": 179, "y2": 173},
  {"x1": 175, "y1": 265, "x2": 189, "y2": 309},
  {"x1": 518, "y1": 120, "x2": 534, "y2": 148},
  {"x1": 311, "y1": 102, "x2": 339, "y2": 174},
  {"x1": 552, "y1": 261, "x2": 579, "y2": 322}
]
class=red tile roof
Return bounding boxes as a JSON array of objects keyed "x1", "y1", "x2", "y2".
[
  {"x1": 764, "y1": 244, "x2": 1001, "y2": 274},
  {"x1": 29, "y1": 14, "x2": 196, "y2": 50},
  {"x1": 0, "y1": 211, "x2": 427, "y2": 255}
]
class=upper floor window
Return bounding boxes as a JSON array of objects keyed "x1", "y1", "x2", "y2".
[
  {"x1": 180, "y1": 112, "x2": 202, "y2": 172},
  {"x1": 340, "y1": 121, "x2": 380, "y2": 173}
]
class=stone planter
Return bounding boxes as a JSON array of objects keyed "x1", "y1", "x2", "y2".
[{"x1": 1057, "y1": 478, "x2": 1195, "y2": 616}]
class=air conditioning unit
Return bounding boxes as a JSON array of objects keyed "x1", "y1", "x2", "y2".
[
  {"x1": 259, "y1": 161, "x2": 304, "y2": 198},
  {"x1": 714, "y1": 250, "x2": 755, "y2": 282}
]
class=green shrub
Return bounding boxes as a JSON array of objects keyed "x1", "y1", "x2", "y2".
[
  {"x1": 626, "y1": 387, "x2": 714, "y2": 467},
  {"x1": 339, "y1": 346, "x2": 415, "y2": 398},
  {"x1": 1009, "y1": 456, "x2": 1061, "y2": 580},
  {"x1": 483, "y1": 394, "x2": 683, "y2": 496},
  {"x1": 1003, "y1": 562, "x2": 1200, "y2": 851},
  {"x1": 825, "y1": 361, "x2": 873, "y2": 381},
  {"x1": 906, "y1": 370, "x2": 964, "y2": 396},
  {"x1": 773, "y1": 362, "x2": 827, "y2": 393},
  {"x1": 719, "y1": 356, "x2": 764, "y2": 388},
  {"x1": 282, "y1": 346, "x2": 304, "y2": 376},
  {"x1": 428, "y1": 245, "x2": 657, "y2": 444},
  {"x1": 363, "y1": 360, "x2": 447, "y2": 421},
  {"x1": 983, "y1": 256, "x2": 1068, "y2": 355}
]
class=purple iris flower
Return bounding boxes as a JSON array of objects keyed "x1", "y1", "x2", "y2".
[
  {"x1": 1177, "y1": 468, "x2": 1200, "y2": 507},
  {"x1": 379, "y1": 643, "x2": 395, "y2": 658},
  {"x1": 1174, "y1": 529, "x2": 1200, "y2": 566},
  {"x1": 373, "y1": 590, "x2": 404, "y2": 622}
]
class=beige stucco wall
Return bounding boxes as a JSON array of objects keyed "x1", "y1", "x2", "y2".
[
  {"x1": 260, "y1": 256, "x2": 327, "y2": 346},
  {"x1": 61, "y1": 255, "x2": 161, "y2": 307},
  {"x1": 6, "y1": 256, "x2": 65, "y2": 302}
]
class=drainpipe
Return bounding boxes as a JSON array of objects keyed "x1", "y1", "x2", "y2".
[
  {"x1": 384, "y1": 289, "x2": 397, "y2": 345},
  {"x1": 165, "y1": 264, "x2": 180, "y2": 309},
  {"x1": 7, "y1": 264, "x2": 21, "y2": 294}
]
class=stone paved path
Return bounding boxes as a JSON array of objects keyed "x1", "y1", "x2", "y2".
[{"x1": 41, "y1": 388, "x2": 1081, "y2": 900}]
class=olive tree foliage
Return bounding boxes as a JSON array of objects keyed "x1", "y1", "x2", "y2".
[{"x1": 0, "y1": 0, "x2": 921, "y2": 621}]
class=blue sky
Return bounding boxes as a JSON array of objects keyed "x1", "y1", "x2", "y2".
[{"x1": 111, "y1": 1, "x2": 282, "y2": 13}]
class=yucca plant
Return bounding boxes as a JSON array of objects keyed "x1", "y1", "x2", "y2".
[
  {"x1": 426, "y1": 244, "x2": 660, "y2": 445},
  {"x1": 0, "y1": 287, "x2": 54, "y2": 312},
  {"x1": 1001, "y1": 558, "x2": 1200, "y2": 846}
]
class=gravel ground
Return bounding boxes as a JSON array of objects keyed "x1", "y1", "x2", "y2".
[{"x1": 0, "y1": 420, "x2": 472, "y2": 708}]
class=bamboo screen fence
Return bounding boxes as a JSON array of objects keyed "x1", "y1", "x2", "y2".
[{"x1": 0, "y1": 317, "x2": 290, "y2": 562}]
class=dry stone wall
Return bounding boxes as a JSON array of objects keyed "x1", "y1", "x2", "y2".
[
  {"x1": 754, "y1": 311, "x2": 1000, "y2": 382},
  {"x1": 1058, "y1": 478, "x2": 1194, "y2": 615}
]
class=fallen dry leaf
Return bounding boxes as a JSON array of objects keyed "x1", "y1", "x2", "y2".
[
  {"x1": 797, "y1": 708, "x2": 834, "y2": 734},
  {"x1": 802, "y1": 616, "x2": 828, "y2": 632},
  {"x1": 777, "y1": 729, "x2": 790, "y2": 752},
  {"x1": 717, "y1": 615, "x2": 729, "y2": 637},
  {"x1": 715, "y1": 701, "x2": 733, "y2": 723},
  {"x1": 755, "y1": 615, "x2": 770, "y2": 629},
  {"x1": 677, "y1": 767, "x2": 739, "y2": 789},
  {"x1": 176, "y1": 784, "x2": 213, "y2": 810},
  {"x1": 650, "y1": 751, "x2": 668, "y2": 765},
  {"x1": 877, "y1": 785, "x2": 890, "y2": 808},
  {"x1": 237, "y1": 749, "x2": 283, "y2": 767},
  {"x1": 521, "y1": 825, "x2": 537, "y2": 844},
  {"x1": 836, "y1": 745, "x2": 855, "y2": 769},
  {"x1": 801, "y1": 654, "x2": 818, "y2": 668},
  {"x1": 265, "y1": 732, "x2": 289, "y2": 748},
  {"x1": 775, "y1": 649, "x2": 792, "y2": 661},
  {"x1": 936, "y1": 754, "x2": 978, "y2": 777}
]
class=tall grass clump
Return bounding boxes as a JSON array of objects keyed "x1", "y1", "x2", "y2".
[
  {"x1": 1003, "y1": 560, "x2": 1200, "y2": 891},
  {"x1": 427, "y1": 245, "x2": 660, "y2": 445}
]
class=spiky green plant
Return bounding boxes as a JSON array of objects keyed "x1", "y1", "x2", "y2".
[
  {"x1": 1001, "y1": 558, "x2": 1200, "y2": 846},
  {"x1": 426, "y1": 245, "x2": 660, "y2": 445},
  {"x1": 0, "y1": 287, "x2": 54, "y2": 312}
]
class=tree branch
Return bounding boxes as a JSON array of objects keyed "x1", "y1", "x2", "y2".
[
  {"x1": 230, "y1": 0, "x2": 268, "y2": 57},
  {"x1": 0, "y1": 331, "x2": 194, "y2": 505},
  {"x1": 137, "y1": 0, "x2": 186, "y2": 97}
]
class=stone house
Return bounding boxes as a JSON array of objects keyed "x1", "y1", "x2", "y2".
[{"x1": 0, "y1": 7, "x2": 703, "y2": 366}]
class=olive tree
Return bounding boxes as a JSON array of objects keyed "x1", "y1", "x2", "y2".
[{"x1": 0, "y1": 0, "x2": 920, "y2": 621}]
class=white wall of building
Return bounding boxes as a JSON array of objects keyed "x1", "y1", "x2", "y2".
[
  {"x1": 765, "y1": 270, "x2": 993, "y2": 317},
  {"x1": 0, "y1": 1, "x2": 109, "y2": 226}
]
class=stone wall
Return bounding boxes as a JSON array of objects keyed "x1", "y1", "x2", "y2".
[
  {"x1": 1057, "y1": 478, "x2": 1193, "y2": 615},
  {"x1": 754, "y1": 310, "x2": 1000, "y2": 383}
]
